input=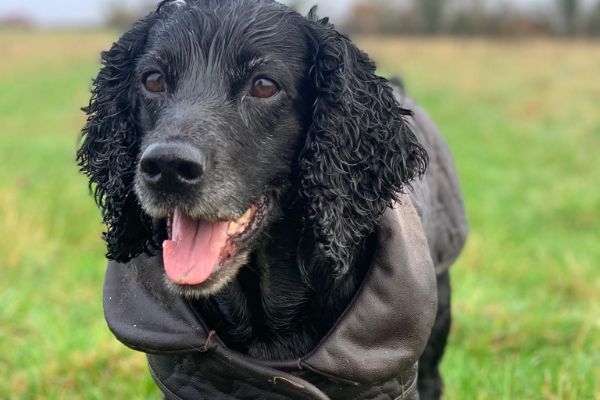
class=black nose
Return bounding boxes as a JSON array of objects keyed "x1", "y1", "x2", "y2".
[{"x1": 139, "y1": 143, "x2": 206, "y2": 190}]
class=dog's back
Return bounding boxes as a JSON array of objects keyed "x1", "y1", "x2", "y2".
[{"x1": 404, "y1": 95, "x2": 468, "y2": 399}]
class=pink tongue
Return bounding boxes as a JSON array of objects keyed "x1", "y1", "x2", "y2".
[{"x1": 163, "y1": 209, "x2": 230, "y2": 285}]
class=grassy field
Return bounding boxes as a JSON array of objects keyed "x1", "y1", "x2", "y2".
[{"x1": 0, "y1": 30, "x2": 598, "y2": 399}]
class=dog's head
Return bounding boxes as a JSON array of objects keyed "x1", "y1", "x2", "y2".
[{"x1": 78, "y1": 0, "x2": 427, "y2": 297}]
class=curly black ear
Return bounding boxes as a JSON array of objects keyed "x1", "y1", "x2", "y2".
[
  {"x1": 299, "y1": 13, "x2": 428, "y2": 275},
  {"x1": 77, "y1": 14, "x2": 157, "y2": 263}
]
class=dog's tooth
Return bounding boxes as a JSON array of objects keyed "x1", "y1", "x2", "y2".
[
  {"x1": 227, "y1": 206, "x2": 257, "y2": 237},
  {"x1": 238, "y1": 205, "x2": 256, "y2": 223},
  {"x1": 227, "y1": 221, "x2": 241, "y2": 236}
]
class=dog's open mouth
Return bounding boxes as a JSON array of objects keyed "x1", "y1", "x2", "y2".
[{"x1": 162, "y1": 197, "x2": 268, "y2": 286}]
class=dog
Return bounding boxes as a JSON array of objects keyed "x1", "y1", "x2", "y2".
[{"x1": 77, "y1": 1, "x2": 467, "y2": 399}]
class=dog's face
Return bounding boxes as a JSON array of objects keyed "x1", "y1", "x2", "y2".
[
  {"x1": 78, "y1": 0, "x2": 427, "y2": 298},
  {"x1": 132, "y1": 1, "x2": 311, "y2": 296}
]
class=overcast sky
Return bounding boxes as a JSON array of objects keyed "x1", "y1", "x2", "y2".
[
  {"x1": 0, "y1": 0, "x2": 571, "y2": 27},
  {"x1": 0, "y1": 0, "x2": 353, "y2": 26}
]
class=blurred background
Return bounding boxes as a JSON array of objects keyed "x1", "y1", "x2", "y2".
[
  {"x1": 0, "y1": 0, "x2": 598, "y2": 399},
  {"x1": 2, "y1": 0, "x2": 600, "y2": 35}
]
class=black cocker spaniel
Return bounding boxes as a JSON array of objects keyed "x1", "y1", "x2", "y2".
[{"x1": 78, "y1": 1, "x2": 467, "y2": 399}]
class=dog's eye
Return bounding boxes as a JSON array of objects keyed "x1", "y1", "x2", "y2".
[
  {"x1": 250, "y1": 78, "x2": 279, "y2": 98},
  {"x1": 143, "y1": 72, "x2": 166, "y2": 93}
]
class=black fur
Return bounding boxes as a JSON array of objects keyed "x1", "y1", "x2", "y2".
[
  {"x1": 299, "y1": 10, "x2": 427, "y2": 276},
  {"x1": 77, "y1": 14, "x2": 158, "y2": 262},
  {"x1": 78, "y1": 0, "x2": 445, "y2": 398}
]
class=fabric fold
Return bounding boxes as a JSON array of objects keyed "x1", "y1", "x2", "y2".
[{"x1": 104, "y1": 194, "x2": 436, "y2": 399}]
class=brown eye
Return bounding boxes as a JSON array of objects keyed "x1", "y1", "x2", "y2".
[
  {"x1": 143, "y1": 72, "x2": 165, "y2": 93},
  {"x1": 250, "y1": 78, "x2": 279, "y2": 98}
]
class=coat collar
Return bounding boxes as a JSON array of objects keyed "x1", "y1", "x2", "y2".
[{"x1": 103, "y1": 193, "x2": 437, "y2": 386}]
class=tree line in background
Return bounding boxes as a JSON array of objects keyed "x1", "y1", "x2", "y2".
[
  {"x1": 103, "y1": 0, "x2": 600, "y2": 37},
  {"x1": 340, "y1": 0, "x2": 600, "y2": 36}
]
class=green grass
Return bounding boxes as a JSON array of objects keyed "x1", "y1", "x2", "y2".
[
  {"x1": 359, "y1": 37, "x2": 600, "y2": 399},
  {"x1": 0, "y1": 30, "x2": 160, "y2": 399},
  {"x1": 1, "y1": 31, "x2": 598, "y2": 399}
]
